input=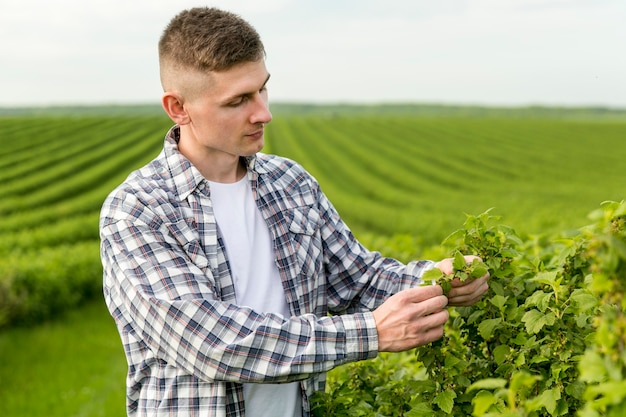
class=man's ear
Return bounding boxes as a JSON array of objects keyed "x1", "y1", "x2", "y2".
[{"x1": 162, "y1": 92, "x2": 190, "y2": 125}]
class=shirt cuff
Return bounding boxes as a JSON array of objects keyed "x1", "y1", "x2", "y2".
[
  {"x1": 340, "y1": 311, "x2": 379, "y2": 362},
  {"x1": 401, "y1": 259, "x2": 438, "y2": 288}
]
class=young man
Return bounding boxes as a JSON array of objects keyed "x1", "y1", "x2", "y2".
[{"x1": 100, "y1": 7, "x2": 489, "y2": 417}]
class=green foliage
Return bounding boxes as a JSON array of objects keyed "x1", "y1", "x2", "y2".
[
  {"x1": 0, "y1": 115, "x2": 169, "y2": 328},
  {"x1": 576, "y1": 201, "x2": 626, "y2": 417},
  {"x1": 312, "y1": 202, "x2": 626, "y2": 416},
  {"x1": 0, "y1": 242, "x2": 102, "y2": 327},
  {"x1": 310, "y1": 352, "x2": 437, "y2": 417},
  {"x1": 421, "y1": 250, "x2": 490, "y2": 295}
]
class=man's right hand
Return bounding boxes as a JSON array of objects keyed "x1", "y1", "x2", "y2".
[{"x1": 372, "y1": 286, "x2": 449, "y2": 352}]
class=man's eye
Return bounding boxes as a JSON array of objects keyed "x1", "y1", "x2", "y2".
[{"x1": 229, "y1": 97, "x2": 248, "y2": 107}]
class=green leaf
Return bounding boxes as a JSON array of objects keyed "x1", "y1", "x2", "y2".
[
  {"x1": 575, "y1": 313, "x2": 592, "y2": 328},
  {"x1": 509, "y1": 371, "x2": 541, "y2": 393},
  {"x1": 470, "y1": 262, "x2": 489, "y2": 279},
  {"x1": 493, "y1": 344, "x2": 511, "y2": 365},
  {"x1": 444, "y1": 354, "x2": 462, "y2": 368},
  {"x1": 467, "y1": 310, "x2": 485, "y2": 325},
  {"x1": 565, "y1": 381, "x2": 586, "y2": 400},
  {"x1": 490, "y1": 280, "x2": 505, "y2": 296},
  {"x1": 422, "y1": 267, "x2": 444, "y2": 283},
  {"x1": 539, "y1": 388, "x2": 561, "y2": 414},
  {"x1": 525, "y1": 291, "x2": 553, "y2": 313},
  {"x1": 471, "y1": 390, "x2": 498, "y2": 416},
  {"x1": 489, "y1": 295, "x2": 508, "y2": 310},
  {"x1": 406, "y1": 402, "x2": 433, "y2": 417},
  {"x1": 442, "y1": 228, "x2": 466, "y2": 246},
  {"x1": 522, "y1": 309, "x2": 551, "y2": 334},
  {"x1": 578, "y1": 351, "x2": 607, "y2": 383},
  {"x1": 569, "y1": 289, "x2": 597, "y2": 312},
  {"x1": 525, "y1": 388, "x2": 561, "y2": 414},
  {"x1": 434, "y1": 389, "x2": 457, "y2": 414},
  {"x1": 441, "y1": 280, "x2": 452, "y2": 295},
  {"x1": 453, "y1": 251, "x2": 467, "y2": 272},
  {"x1": 467, "y1": 378, "x2": 507, "y2": 392},
  {"x1": 478, "y1": 318, "x2": 502, "y2": 340},
  {"x1": 531, "y1": 270, "x2": 559, "y2": 286},
  {"x1": 610, "y1": 233, "x2": 626, "y2": 259}
]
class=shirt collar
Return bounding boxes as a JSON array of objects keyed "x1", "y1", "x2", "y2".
[
  {"x1": 163, "y1": 125, "x2": 205, "y2": 202},
  {"x1": 163, "y1": 125, "x2": 266, "y2": 201}
]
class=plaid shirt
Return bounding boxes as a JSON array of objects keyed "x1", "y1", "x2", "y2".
[{"x1": 100, "y1": 125, "x2": 434, "y2": 417}]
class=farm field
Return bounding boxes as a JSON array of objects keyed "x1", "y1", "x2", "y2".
[
  {"x1": 0, "y1": 105, "x2": 625, "y2": 416},
  {"x1": 0, "y1": 108, "x2": 625, "y2": 325},
  {"x1": 265, "y1": 115, "x2": 626, "y2": 244}
]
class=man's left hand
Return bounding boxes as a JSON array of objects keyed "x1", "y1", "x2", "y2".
[{"x1": 435, "y1": 255, "x2": 490, "y2": 306}]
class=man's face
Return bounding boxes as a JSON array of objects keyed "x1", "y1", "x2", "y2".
[{"x1": 177, "y1": 59, "x2": 272, "y2": 168}]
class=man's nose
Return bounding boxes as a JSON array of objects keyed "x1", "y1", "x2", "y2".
[{"x1": 251, "y1": 93, "x2": 272, "y2": 125}]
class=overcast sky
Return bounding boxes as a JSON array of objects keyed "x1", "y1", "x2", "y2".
[{"x1": 1, "y1": 0, "x2": 625, "y2": 108}]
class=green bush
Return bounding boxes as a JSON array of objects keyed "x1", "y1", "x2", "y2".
[
  {"x1": 312, "y1": 201, "x2": 626, "y2": 416},
  {"x1": 0, "y1": 241, "x2": 101, "y2": 328}
]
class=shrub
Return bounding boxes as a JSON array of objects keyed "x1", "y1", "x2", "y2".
[
  {"x1": 0, "y1": 241, "x2": 102, "y2": 328},
  {"x1": 312, "y1": 202, "x2": 626, "y2": 416}
]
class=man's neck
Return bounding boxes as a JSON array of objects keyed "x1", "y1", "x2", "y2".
[
  {"x1": 177, "y1": 132, "x2": 247, "y2": 184},
  {"x1": 194, "y1": 156, "x2": 247, "y2": 184}
]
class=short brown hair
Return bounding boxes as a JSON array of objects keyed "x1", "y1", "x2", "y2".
[{"x1": 159, "y1": 7, "x2": 265, "y2": 74}]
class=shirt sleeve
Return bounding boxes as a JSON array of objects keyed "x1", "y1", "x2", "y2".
[
  {"x1": 100, "y1": 191, "x2": 378, "y2": 385},
  {"x1": 314, "y1": 185, "x2": 437, "y2": 314}
]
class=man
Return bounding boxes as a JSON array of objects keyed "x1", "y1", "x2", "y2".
[{"x1": 100, "y1": 7, "x2": 489, "y2": 417}]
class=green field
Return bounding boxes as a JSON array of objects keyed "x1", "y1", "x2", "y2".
[
  {"x1": 0, "y1": 106, "x2": 624, "y2": 324},
  {"x1": 266, "y1": 115, "x2": 626, "y2": 243},
  {"x1": 0, "y1": 105, "x2": 625, "y2": 416}
]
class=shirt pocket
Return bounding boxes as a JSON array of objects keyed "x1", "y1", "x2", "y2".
[
  {"x1": 276, "y1": 205, "x2": 323, "y2": 284},
  {"x1": 163, "y1": 220, "x2": 219, "y2": 298},
  {"x1": 288, "y1": 205, "x2": 320, "y2": 236}
]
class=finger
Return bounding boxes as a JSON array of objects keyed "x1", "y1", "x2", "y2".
[
  {"x1": 435, "y1": 258, "x2": 453, "y2": 275},
  {"x1": 406, "y1": 309, "x2": 449, "y2": 345},
  {"x1": 450, "y1": 290, "x2": 486, "y2": 307},
  {"x1": 422, "y1": 308, "x2": 450, "y2": 329},
  {"x1": 448, "y1": 279, "x2": 489, "y2": 306},
  {"x1": 450, "y1": 274, "x2": 490, "y2": 288},
  {"x1": 399, "y1": 284, "x2": 444, "y2": 304},
  {"x1": 436, "y1": 255, "x2": 484, "y2": 275},
  {"x1": 413, "y1": 295, "x2": 449, "y2": 317},
  {"x1": 374, "y1": 293, "x2": 450, "y2": 351},
  {"x1": 398, "y1": 292, "x2": 449, "y2": 319},
  {"x1": 449, "y1": 276, "x2": 488, "y2": 296}
]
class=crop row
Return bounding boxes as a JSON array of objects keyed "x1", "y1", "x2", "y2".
[
  {"x1": 266, "y1": 116, "x2": 626, "y2": 241},
  {"x1": 0, "y1": 113, "x2": 625, "y2": 327},
  {"x1": 0, "y1": 115, "x2": 171, "y2": 326}
]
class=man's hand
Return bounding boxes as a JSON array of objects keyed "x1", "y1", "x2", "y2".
[
  {"x1": 373, "y1": 286, "x2": 449, "y2": 352},
  {"x1": 436, "y1": 255, "x2": 490, "y2": 306}
]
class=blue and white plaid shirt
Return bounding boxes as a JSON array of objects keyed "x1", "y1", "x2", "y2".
[{"x1": 100, "y1": 125, "x2": 434, "y2": 417}]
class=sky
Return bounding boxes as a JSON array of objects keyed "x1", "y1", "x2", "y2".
[{"x1": 1, "y1": 0, "x2": 625, "y2": 108}]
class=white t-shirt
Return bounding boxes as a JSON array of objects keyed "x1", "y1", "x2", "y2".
[{"x1": 208, "y1": 176, "x2": 302, "y2": 417}]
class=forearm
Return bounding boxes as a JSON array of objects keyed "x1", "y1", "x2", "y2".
[
  {"x1": 319, "y1": 196, "x2": 436, "y2": 312},
  {"x1": 108, "y1": 279, "x2": 378, "y2": 383}
]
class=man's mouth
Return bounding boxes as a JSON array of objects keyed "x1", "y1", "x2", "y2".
[{"x1": 246, "y1": 128, "x2": 264, "y2": 140}]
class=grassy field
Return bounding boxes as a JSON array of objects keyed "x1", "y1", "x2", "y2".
[
  {"x1": 0, "y1": 300, "x2": 126, "y2": 417},
  {"x1": 265, "y1": 115, "x2": 626, "y2": 243},
  {"x1": 0, "y1": 104, "x2": 625, "y2": 416}
]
